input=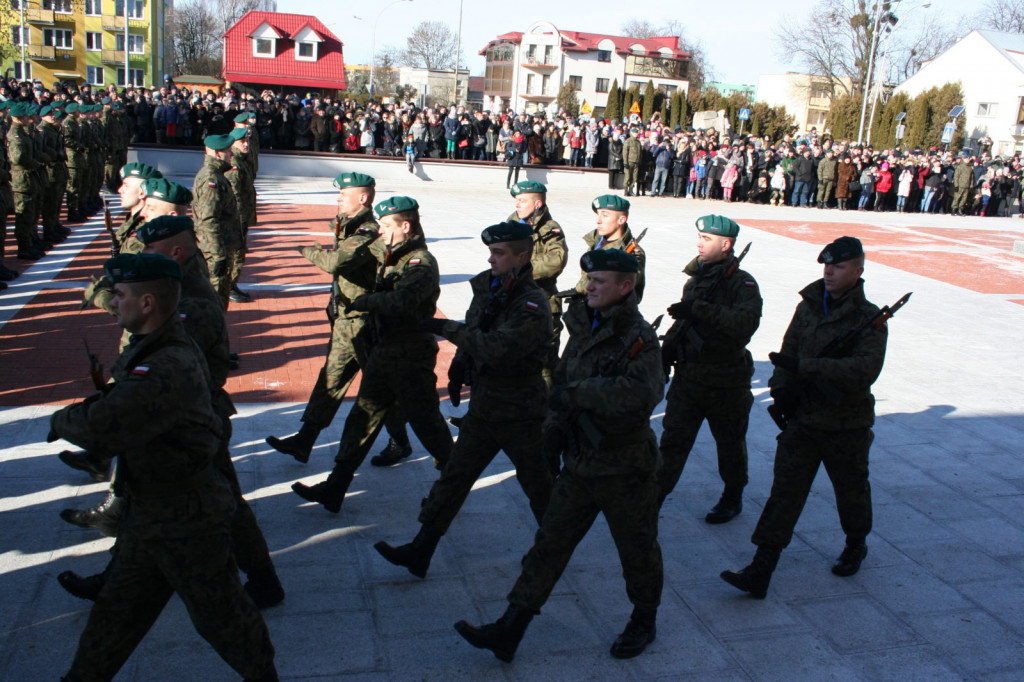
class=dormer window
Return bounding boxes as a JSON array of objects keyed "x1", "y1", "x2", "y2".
[
  {"x1": 292, "y1": 25, "x2": 323, "y2": 62},
  {"x1": 250, "y1": 21, "x2": 283, "y2": 59}
]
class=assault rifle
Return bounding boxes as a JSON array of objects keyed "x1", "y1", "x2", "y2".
[
  {"x1": 83, "y1": 340, "x2": 106, "y2": 391},
  {"x1": 554, "y1": 227, "x2": 648, "y2": 302},
  {"x1": 102, "y1": 198, "x2": 118, "y2": 257},
  {"x1": 661, "y1": 242, "x2": 751, "y2": 379},
  {"x1": 767, "y1": 291, "x2": 912, "y2": 431}
]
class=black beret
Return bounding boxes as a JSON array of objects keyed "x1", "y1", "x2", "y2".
[
  {"x1": 137, "y1": 215, "x2": 194, "y2": 244},
  {"x1": 104, "y1": 253, "x2": 182, "y2": 282},
  {"x1": 481, "y1": 221, "x2": 533, "y2": 244},
  {"x1": 580, "y1": 248, "x2": 639, "y2": 273},
  {"x1": 818, "y1": 236, "x2": 864, "y2": 264}
]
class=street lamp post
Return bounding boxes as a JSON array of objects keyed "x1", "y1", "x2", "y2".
[
  {"x1": 856, "y1": 1, "x2": 886, "y2": 144},
  {"x1": 452, "y1": 0, "x2": 463, "y2": 105},
  {"x1": 369, "y1": 0, "x2": 413, "y2": 98}
]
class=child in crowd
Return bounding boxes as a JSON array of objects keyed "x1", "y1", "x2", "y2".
[{"x1": 404, "y1": 134, "x2": 416, "y2": 174}]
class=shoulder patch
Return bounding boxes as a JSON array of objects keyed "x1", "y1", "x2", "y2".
[
  {"x1": 525, "y1": 300, "x2": 539, "y2": 311},
  {"x1": 744, "y1": 280, "x2": 757, "y2": 287},
  {"x1": 131, "y1": 366, "x2": 150, "y2": 376},
  {"x1": 179, "y1": 313, "x2": 187, "y2": 319},
  {"x1": 408, "y1": 258, "x2": 422, "y2": 265},
  {"x1": 207, "y1": 181, "x2": 217, "y2": 188}
]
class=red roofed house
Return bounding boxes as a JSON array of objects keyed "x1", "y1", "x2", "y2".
[
  {"x1": 222, "y1": 11, "x2": 346, "y2": 96},
  {"x1": 480, "y1": 20, "x2": 690, "y2": 117}
]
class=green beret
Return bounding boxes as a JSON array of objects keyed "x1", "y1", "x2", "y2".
[
  {"x1": 229, "y1": 127, "x2": 248, "y2": 141},
  {"x1": 510, "y1": 180, "x2": 547, "y2": 196},
  {"x1": 51, "y1": 100, "x2": 66, "y2": 109},
  {"x1": 121, "y1": 162, "x2": 162, "y2": 180},
  {"x1": 10, "y1": 102, "x2": 32, "y2": 117},
  {"x1": 112, "y1": 102, "x2": 124, "y2": 111},
  {"x1": 51, "y1": 109, "x2": 63, "y2": 120},
  {"x1": 818, "y1": 236, "x2": 864, "y2": 265},
  {"x1": 137, "y1": 215, "x2": 194, "y2": 245},
  {"x1": 204, "y1": 133, "x2": 234, "y2": 151},
  {"x1": 39, "y1": 105, "x2": 53, "y2": 117},
  {"x1": 104, "y1": 253, "x2": 182, "y2": 283},
  {"x1": 0, "y1": 101, "x2": 9, "y2": 111},
  {"x1": 374, "y1": 196, "x2": 418, "y2": 218},
  {"x1": 696, "y1": 214, "x2": 740, "y2": 238},
  {"x1": 580, "y1": 248, "x2": 639, "y2": 274},
  {"x1": 591, "y1": 194, "x2": 630, "y2": 213},
  {"x1": 101, "y1": 97, "x2": 112, "y2": 105},
  {"x1": 333, "y1": 172, "x2": 375, "y2": 189},
  {"x1": 234, "y1": 112, "x2": 254, "y2": 123},
  {"x1": 481, "y1": 221, "x2": 533, "y2": 244},
  {"x1": 64, "y1": 102, "x2": 79, "y2": 113},
  {"x1": 142, "y1": 177, "x2": 192, "y2": 205}
]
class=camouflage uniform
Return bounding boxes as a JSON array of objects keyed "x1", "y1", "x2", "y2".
[
  {"x1": 104, "y1": 111, "x2": 130, "y2": 191},
  {"x1": 328, "y1": 235, "x2": 453, "y2": 488},
  {"x1": 62, "y1": 111, "x2": 86, "y2": 218},
  {"x1": 7, "y1": 120, "x2": 41, "y2": 253},
  {"x1": 752, "y1": 278, "x2": 887, "y2": 550},
  {"x1": 83, "y1": 211, "x2": 148, "y2": 316},
  {"x1": 85, "y1": 114, "x2": 103, "y2": 208},
  {"x1": 572, "y1": 227, "x2": 646, "y2": 301},
  {"x1": 225, "y1": 149, "x2": 256, "y2": 289},
  {"x1": 192, "y1": 154, "x2": 242, "y2": 307},
  {"x1": 507, "y1": 292, "x2": 664, "y2": 615},
  {"x1": 419, "y1": 265, "x2": 554, "y2": 533},
  {"x1": 38, "y1": 117, "x2": 68, "y2": 239},
  {"x1": 0, "y1": 129, "x2": 11, "y2": 259},
  {"x1": 659, "y1": 255, "x2": 762, "y2": 501},
  {"x1": 50, "y1": 314, "x2": 275, "y2": 681}
]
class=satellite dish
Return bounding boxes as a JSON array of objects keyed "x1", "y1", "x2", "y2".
[{"x1": 948, "y1": 105, "x2": 965, "y2": 118}]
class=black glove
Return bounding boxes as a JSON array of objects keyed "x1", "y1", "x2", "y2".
[
  {"x1": 548, "y1": 386, "x2": 570, "y2": 410},
  {"x1": 417, "y1": 318, "x2": 447, "y2": 336},
  {"x1": 344, "y1": 295, "x2": 371, "y2": 314},
  {"x1": 661, "y1": 343, "x2": 677, "y2": 383},
  {"x1": 541, "y1": 427, "x2": 567, "y2": 478},
  {"x1": 770, "y1": 385, "x2": 800, "y2": 414},
  {"x1": 447, "y1": 355, "x2": 466, "y2": 407},
  {"x1": 667, "y1": 299, "x2": 695, "y2": 320},
  {"x1": 769, "y1": 352, "x2": 799, "y2": 374},
  {"x1": 213, "y1": 259, "x2": 228, "y2": 278}
]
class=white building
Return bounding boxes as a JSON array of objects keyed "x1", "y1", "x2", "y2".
[
  {"x1": 895, "y1": 30, "x2": 1024, "y2": 156},
  {"x1": 396, "y1": 66, "x2": 470, "y2": 107},
  {"x1": 479, "y1": 21, "x2": 690, "y2": 117},
  {"x1": 756, "y1": 73, "x2": 854, "y2": 135}
]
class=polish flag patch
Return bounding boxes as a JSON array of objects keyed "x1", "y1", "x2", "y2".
[
  {"x1": 408, "y1": 258, "x2": 421, "y2": 264},
  {"x1": 207, "y1": 182, "x2": 217, "y2": 188},
  {"x1": 132, "y1": 366, "x2": 150, "y2": 376},
  {"x1": 525, "y1": 301, "x2": 539, "y2": 310}
]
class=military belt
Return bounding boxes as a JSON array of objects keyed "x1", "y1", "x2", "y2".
[{"x1": 128, "y1": 463, "x2": 215, "y2": 500}]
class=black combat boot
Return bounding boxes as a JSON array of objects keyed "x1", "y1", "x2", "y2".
[
  {"x1": 60, "y1": 490, "x2": 125, "y2": 537},
  {"x1": 291, "y1": 465, "x2": 354, "y2": 513},
  {"x1": 57, "y1": 565, "x2": 109, "y2": 601},
  {"x1": 59, "y1": 449, "x2": 112, "y2": 482},
  {"x1": 610, "y1": 606, "x2": 657, "y2": 658},
  {"x1": 265, "y1": 422, "x2": 320, "y2": 463},
  {"x1": 705, "y1": 484, "x2": 743, "y2": 524},
  {"x1": 374, "y1": 524, "x2": 442, "y2": 578},
  {"x1": 370, "y1": 435, "x2": 413, "y2": 467},
  {"x1": 229, "y1": 285, "x2": 252, "y2": 303},
  {"x1": 454, "y1": 604, "x2": 535, "y2": 662},
  {"x1": 244, "y1": 563, "x2": 285, "y2": 609},
  {"x1": 831, "y1": 539, "x2": 867, "y2": 576},
  {"x1": 720, "y1": 546, "x2": 782, "y2": 599}
]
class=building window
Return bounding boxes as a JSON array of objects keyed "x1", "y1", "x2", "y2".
[
  {"x1": 115, "y1": 0, "x2": 145, "y2": 19},
  {"x1": 86, "y1": 32, "x2": 102, "y2": 51},
  {"x1": 296, "y1": 41, "x2": 316, "y2": 60},
  {"x1": 117, "y1": 68, "x2": 144, "y2": 87},
  {"x1": 13, "y1": 62, "x2": 31, "y2": 80},
  {"x1": 84, "y1": 0, "x2": 100, "y2": 15},
  {"x1": 43, "y1": 28, "x2": 74, "y2": 50},
  {"x1": 542, "y1": 74, "x2": 550, "y2": 95},
  {"x1": 87, "y1": 66, "x2": 104, "y2": 86},
  {"x1": 526, "y1": 44, "x2": 536, "y2": 62},
  {"x1": 977, "y1": 102, "x2": 998, "y2": 117},
  {"x1": 254, "y1": 38, "x2": 275, "y2": 57},
  {"x1": 543, "y1": 45, "x2": 553, "y2": 65},
  {"x1": 595, "y1": 78, "x2": 609, "y2": 93},
  {"x1": 116, "y1": 33, "x2": 144, "y2": 54},
  {"x1": 43, "y1": 0, "x2": 72, "y2": 12},
  {"x1": 597, "y1": 50, "x2": 612, "y2": 62},
  {"x1": 10, "y1": 26, "x2": 29, "y2": 46},
  {"x1": 568, "y1": 75, "x2": 583, "y2": 90},
  {"x1": 526, "y1": 73, "x2": 535, "y2": 94}
]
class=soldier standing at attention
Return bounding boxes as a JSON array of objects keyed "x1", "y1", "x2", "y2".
[
  {"x1": 266, "y1": 173, "x2": 413, "y2": 467},
  {"x1": 192, "y1": 133, "x2": 243, "y2": 309},
  {"x1": 622, "y1": 128, "x2": 642, "y2": 197},
  {"x1": 507, "y1": 180, "x2": 567, "y2": 383},
  {"x1": 48, "y1": 252, "x2": 277, "y2": 682},
  {"x1": 292, "y1": 196, "x2": 453, "y2": 513},
  {"x1": 659, "y1": 215, "x2": 762, "y2": 522},
  {"x1": 455, "y1": 249, "x2": 664, "y2": 663},
  {"x1": 38, "y1": 104, "x2": 70, "y2": 246},
  {"x1": 561, "y1": 195, "x2": 646, "y2": 303},
  {"x1": 61, "y1": 101, "x2": 87, "y2": 223},
  {"x1": 722, "y1": 237, "x2": 887, "y2": 598},
  {"x1": 225, "y1": 127, "x2": 255, "y2": 303},
  {"x1": 7, "y1": 101, "x2": 46, "y2": 260},
  {"x1": 374, "y1": 220, "x2": 554, "y2": 578},
  {"x1": 234, "y1": 112, "x2": 259, "y2": 174}
]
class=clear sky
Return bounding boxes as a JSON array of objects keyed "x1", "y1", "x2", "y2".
[{"x1": 285, "y1": 0, "x2": 971, "y2": 85}]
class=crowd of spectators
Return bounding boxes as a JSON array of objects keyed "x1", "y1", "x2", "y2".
[{"x1": 3, "y1": 76, "x2": 1017, "y2": 217}]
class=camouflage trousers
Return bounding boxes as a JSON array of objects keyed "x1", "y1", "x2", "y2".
[
  {"x1": 752, "y1": 423, "x2": 874, "y2": 549},
  {"x1": 659, "y1": 379, "x2": 753, "y2": 503},
  {"x1": 419, "y1": 413, "x2": 553, "y2": 534},
  {"x1": 333, "y1": 338, "x2": 452, "y2": 475},
  {"x1": 66, "y1": 531, "x2": 275, "y2": 681},
  {"x1": 508, "y1": 470, "x2": 662, "y2": 613},
  {"x1": 952, "y1": 188, "x2": 972, "y2": 213},
  {"x1": 623, "y1": 164, "x2": 639, "y2": 193},
  {"x1": 66, "y1": 164, "x2": 84, "y2": 214},
  {"x1": 205, "y1": 249, "x2": 240, "y2": 309},
  {"x1": 817, "y1": 180, "x2": 835, "y2": 205},
  {"x1": 42, "y1": 172, "x2": 68, "y2": 230},
  {"x1": 215, "y1": 419, "x2": 272, "y2": 576},
  {"x1": 12, "y1": 190, "x2": 38, "y2": 250}
]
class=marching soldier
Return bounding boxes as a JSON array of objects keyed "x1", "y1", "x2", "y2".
[
  {"x1": 192, "y1": 133, "x2": 243, "y2": 309},
  {"x1": 561, "y1": 195, "x2": 646, "y2": 302},
  {"x1": 722, "y1": 237, "x2": 888, "y2": 598},
  {"x1": 291, "y1": 196, "x2": 454, "y2": 513},
  {"x1": 659, "y1": 215, "x2": 762, "y2": 522},
  {"x1": 454, "y1": 249, "x2": 664, "y2": 662},
  {"x1": 374, "y1": 220, "x2": 554, "y2": 578},
  {"x1": 225, "y1": 127, "x2": 255, "y2": 303}
]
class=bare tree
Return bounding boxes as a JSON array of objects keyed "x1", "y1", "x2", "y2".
[
  {"x1": 373, "y1": 46, "x2": 405, "y2": 96},
  {"x1": 405, "y1": 21, "x2": 462, "y2": 70},
  {"x1": 969, "y1": 0, "x2": 1024, "y2": 32},
  {"x1": 621, "y1": 19, "x2": 713, "y2": 98},
  {"x1": 886, "y1": 13, "x2": 959, "y2": 83},
  {"x1": 169, "y1": 0, "x2": 222, "y2": 76}
]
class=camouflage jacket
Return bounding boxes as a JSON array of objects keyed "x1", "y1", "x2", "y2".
[
  {"x1": 225, "y1": 150, "x2": 256, "y2": 226},
  {"x1": 61, "y1": 115, "x2": 85, "y2": 166},
  {"x1": 769, "y1": 278, "x2": 887, "y2": 430},
  {"x1": 192, "y1": 155, "x2": 242, "y2": 258},
  {"x1": 7, "y1": 122, "x2": 39, "y2": 192},
  {"x1": 301, "y1": 207, "x2": 379, "y2": 320},
  {"x1": 37, "y1": 120, "x2": 67, "y2": 182},
  {"x1": 667, "y1": 255, "x2": 762, "y2": 388},
  {"x1": 50, "y1": 314, "x2": 233, "y2": 540},
  {"x1": 361, "y1": 234, "x2": 440, "y2": 343},
  {"x1": 622, "y1": 136, "x2": 642, "y2": 166},
  {"x1": 179, "y1": 284, "x2": 234, "y2": 421},
  {"x1": 114, "y1": 208, "x2": 146, "y2": 255},
  {"x1": 553, "y1": 292, "x2": 664, "y2": 476},
  {"x1": 438, "y1": 266, "x2": 552, "y2": 420},
  {"x1": 505, "y1": 205, "x2": 568, "y2": 309},
  {"x1": 573, "y1": 226, "x2": 647, "y2": 301}
]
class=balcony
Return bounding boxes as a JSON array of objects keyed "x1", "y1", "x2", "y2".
[
  {"x1": 522, "y1": 88, "x2": 555, "y2": 100},
  {"x1": 522, "y1": 56, "x2": 557, "y2": 70},
  {"x1": 25, "y1": 44, "x2": 57, "y2": 60},
  {"x1": 808, "y1": 96, "x2": 832, "y2": 108},
  {"x1": 102, "y1": 15, "x2": 125, "y2": 30},
  {"x1": 102, "y1": 49, "x2": 144, "y2": 64},
  {"x1": 24, "y1": 8, "x2": 55, "y2": 24},
  {"x1": 1010, "y1": 124, "x2": 1024, "y2": 137}
]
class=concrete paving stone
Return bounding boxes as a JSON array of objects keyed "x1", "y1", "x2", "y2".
[
  {"x1": 843, "y1": 645, "x2": 969, "y2": 681},
  {"x1": 923, "y1": 459, "x2": 1022, "y2": 498},
  {"x1": 852, "y1": 564, "x2": 974, "y2": 617},
  {"x1": 964, "y1": 451, "x2": 1024, "y2": 482},
  {"x1": 906, "y1": 609, "x2": 1024, "y2": 676},
  {"x1": 945, "y1": 516, "x2": 1024, "y2": 558},
  {"x1": 721, "y1": 631, "x2": 865, "y2": 682},
  {"x1": 268, "y1": 610, "x2": 383, "y2": 678},
  {"x1": 661, "y1": 533, "x2": 744, "y2": 588},
  {"x1": 955, "y1": 416, "x2": 1024, "y2": 452},
  {"x1": 760, "y1": 547, "x2": 871, "y2": 601},
  {"x1": 627, "y1": 593, "x2": 738, "y2": 678},
  {"x1": 789, "y1": 594, "x2": 923, "y2": 653},
  {"x1": 955, "y1": 578, "x2": 1024, "y2": 638},
  {"x1": 982, "y1": 493, "x2": 1024, "y2": 524},
  {"x1": 870, "y1": 500, "x2": 961, "y2": 545},
  {"x1": 676, "y1": 582, "x2": 806, "y2": 637},
  {"x1": 370, "y1": 576, "x2": 479, "y2": 638},
  {"x1": 442, "y1": 510, "x2": 538, "y2": 560},
  {"x1": 901, "y1": 540, "x2": 1020, "y2": 585},
  {"x1": 380, "y1": 630, "x2": 509, "y2": 681},
  {"x1": 884, "y1": 482, "x2": 996, "y2": 522}
]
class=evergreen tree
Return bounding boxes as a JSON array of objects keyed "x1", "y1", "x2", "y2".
[
  {"x1": 605, "y1": 78, "x2": 621, "y2": 122},
  {"x1": 642, "y1": 80, "x2": 657, "y2": 122},
  {"x1": 557, "y1": 81, "x2": 580, "y2": 118},
  {"x1": 904, "y1": 89, "x2": 933, "y2": 149}
]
